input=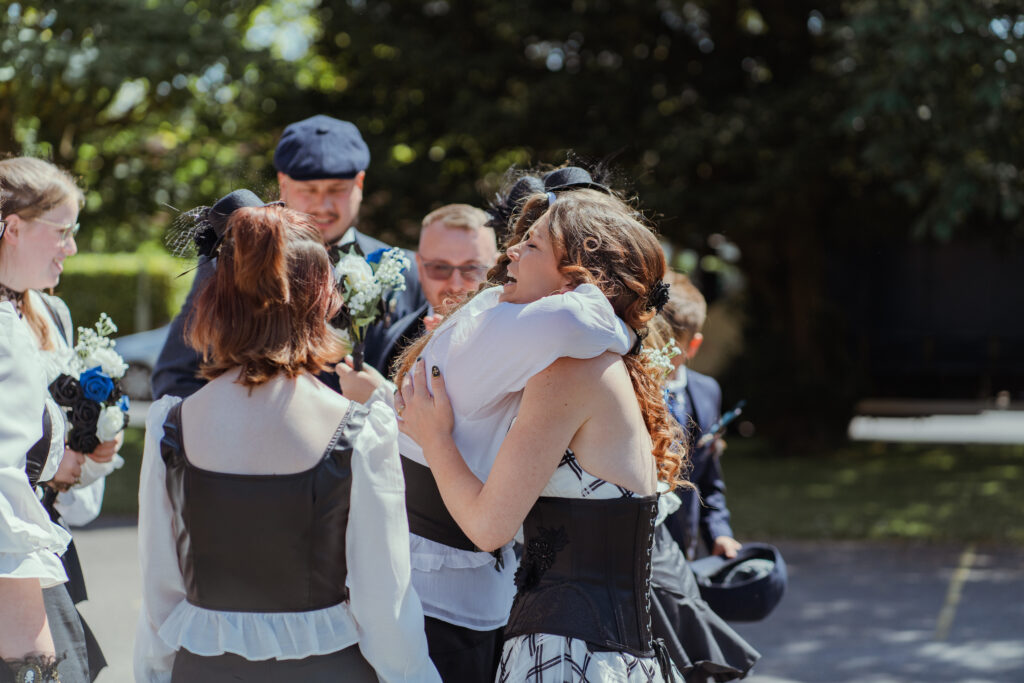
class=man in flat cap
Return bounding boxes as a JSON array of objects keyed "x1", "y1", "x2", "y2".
[{"x1": 152, "y1": 115, "x2": 425, "y2": 398}]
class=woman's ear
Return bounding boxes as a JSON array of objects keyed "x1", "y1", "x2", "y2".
[{"x1": 2, "y1": 214, "x2": 24, "y2": 244}]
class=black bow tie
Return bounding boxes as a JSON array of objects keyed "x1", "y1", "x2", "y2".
[{"x1": 327, "y1": 239, "x2": 362, "y2": 266}]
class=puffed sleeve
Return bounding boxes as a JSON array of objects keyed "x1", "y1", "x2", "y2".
[
  {"x1": 446, "y1": 284, "x2": 635, "y2": 413},
  {"x1": 346, "y1": 401, "x2": 440, "y2": 682},
  {"x1": 133, "y1": 395, "x2": 185, "y2": 683},
  {"x1": 0, "y1": 303, "x2": 70, "y2": 587}
]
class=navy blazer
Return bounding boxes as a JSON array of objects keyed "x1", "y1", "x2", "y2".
[
  {"x1": 663, "y1": 368, "x2": 735, "y2": 558},
  {"x1": 362, "y1": 301, "x2": 429, "y2": 379},
  {"x1": 152, "y1": 228, "x2": 426, "y2": 399}
]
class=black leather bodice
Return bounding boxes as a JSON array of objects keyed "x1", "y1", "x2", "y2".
[
  {"x1": 160, "y1": 401, "x2": 362, "y2": 613},
  {"x1": 504, "y1": 494, "x2": 660, "y2": 657}
]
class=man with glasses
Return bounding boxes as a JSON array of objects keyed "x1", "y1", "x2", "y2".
[{"x1": 362, "y1": 204, "x2": 496, "y2": 377}]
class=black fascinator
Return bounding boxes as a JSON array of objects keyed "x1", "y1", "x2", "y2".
[
  {"x1": 542, "y1": 166, "x2": 613, "y2": 195},
  {"x1": 486, "y1": 175, "x2": 545, "y2": 238},
  {"x1": 165, "y1": 189, "x2": 266, "y2": 259}
]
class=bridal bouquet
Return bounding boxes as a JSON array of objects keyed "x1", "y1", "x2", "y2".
[
  {"x1": 333, "y1": 247, "x2": 410, "y2": 370},
  {"x1": 47, "y1": 313, "x2": 130, "y2": 454}
]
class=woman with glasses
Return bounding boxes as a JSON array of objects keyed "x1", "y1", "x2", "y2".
[{"x1": 0, "y1": 157, "x2": 120, "y2": 682}]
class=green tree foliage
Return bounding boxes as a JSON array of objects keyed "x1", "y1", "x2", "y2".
[
  {"x1": 0, "y1": 0, "x2": 284, "y2": 250},
  {"x1": 3, "y1": 1, "x2": 1021, "y2": 441}
]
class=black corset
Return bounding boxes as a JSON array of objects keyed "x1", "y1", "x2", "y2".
[
  {"x1": 504, "y1": 494, "x2": 660, "y2": 657},
  {"x1": 160, "y1": 401, "x2": 361, "y2": 613}
]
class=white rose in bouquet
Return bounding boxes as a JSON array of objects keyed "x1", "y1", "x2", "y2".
[
  {"x1": 96, "y1": 405, "x2": 127, "y2": 442},
  {"x1": 84, "y1": 346, "x2": 129, "y2": 380}
]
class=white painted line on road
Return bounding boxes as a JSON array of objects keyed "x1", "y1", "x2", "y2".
[{"x1": 934, "y1": 543, "x2": 976, "y2": 641}]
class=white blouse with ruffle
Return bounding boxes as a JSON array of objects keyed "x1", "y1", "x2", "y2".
[
  {"x1": 0, "y1": 301, "x2": 70, "y2": 588},
  {"x1": 134, "y1": 394, "x2": 439, "y2": 683}
]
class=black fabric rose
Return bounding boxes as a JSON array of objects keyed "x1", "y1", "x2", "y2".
[
  {"x1": 67, "y1": 398, "x2": 101, "y2": 454},
  {"x1": 49, "y1": 374, "x2": 83, "y2": 407},
  {"x1": 513, "y1": 525, "x2": 569, "y2": 593},
  {"x1": 647, "y1": 280, "x2": 671, "y2": 313}
]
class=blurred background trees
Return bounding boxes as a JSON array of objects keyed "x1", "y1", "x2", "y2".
[{"x1": 3, "y1": 0, "x2": 1022, "y2": 445}]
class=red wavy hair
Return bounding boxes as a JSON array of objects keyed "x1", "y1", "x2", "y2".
[{"x1": 186, "y1": 205, "x2": 344, "y2": 388}]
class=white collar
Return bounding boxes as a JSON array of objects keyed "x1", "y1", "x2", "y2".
[
  {"x1": 665, "y1": 364, "x2": 688, "y2": 395},
  {"x1": 334, "y1": 227, "x2": 357, "y2": 248}
]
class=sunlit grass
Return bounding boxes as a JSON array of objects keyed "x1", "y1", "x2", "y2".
[{"x1": 715, "y1": 440, "x2": 1024, "y2": 544}]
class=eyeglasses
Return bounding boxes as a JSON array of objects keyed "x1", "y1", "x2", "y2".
[
  {"x1": 33, "y1": 216, "x2": 81, "y2": 245},
  {"x1": 421, "y1": 261, "x2": 490, "y2": 281}
]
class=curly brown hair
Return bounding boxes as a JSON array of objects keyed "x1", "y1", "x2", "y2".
[{"x1": 398, "y1": 189, "x2": 688, "y2": 488}]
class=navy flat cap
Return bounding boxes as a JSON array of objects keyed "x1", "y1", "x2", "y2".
[
  {"x1": 274, "y1": 115, "x2": 370, "y2": 181},
  {"x1": 689, "y1": 543, "x2": 787, "y2": 622}
]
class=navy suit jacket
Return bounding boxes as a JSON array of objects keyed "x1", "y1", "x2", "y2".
[
  {"x1": 362, "y1": 301, "x2": 429, "y2": 379},
  {"x1": 663, "y1": 368, "x2": 734, "y2": 558},
  {"x1": 152, "y1": 228, "x2": 426, "y2": 399}
]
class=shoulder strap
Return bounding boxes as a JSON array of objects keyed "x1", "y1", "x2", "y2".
[
  {"x1": 159, "y1": 401, "x2": 185, "y2": 467},
  {"x1": 36, "y1": 293, "x2": 70, "y2": 346},
  {"x1": 324, "y1": 401, "x2": 367, "y2": 462}
]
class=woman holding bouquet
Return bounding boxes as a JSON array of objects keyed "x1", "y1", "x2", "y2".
[
  {"x1": 0, "y1": 282, "x2": 70, "y2": 682},
  {"x1": 0, "y1": 156, "x2": 121, "y2": 682},
  {"x1": 134, "y1": 204, "x2": 438, "y2": 682},
  {"x1": 393, "y1": 186, "x2": 689, "y2": 681}
]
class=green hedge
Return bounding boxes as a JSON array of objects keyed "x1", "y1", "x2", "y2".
[{"x1": 54, "y1": 249, "x2": 194, "y2": 335}]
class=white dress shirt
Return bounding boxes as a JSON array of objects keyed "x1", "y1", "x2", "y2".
[
  {"x1": 134, "y1": 393, "x2": 439, "y2": 683},
  {"x1": 0, "y1": 301, "x2": 70, "y2": 588},
  {"x1": 397, "y1": 284, "x2": 635, "y2": 629}
]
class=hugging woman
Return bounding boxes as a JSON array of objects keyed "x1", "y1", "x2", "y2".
[{"x1": 395, "y1": 184, "x2": 692, "y2": 679}]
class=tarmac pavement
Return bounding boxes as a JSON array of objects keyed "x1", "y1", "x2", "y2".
[{"x1": 73, "y1": 524, "x2": 1024, "y2": 682}]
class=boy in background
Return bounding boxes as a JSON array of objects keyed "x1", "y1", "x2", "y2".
[{"x1": 662, "y1": 275, "x2": 743, "y2": 560}]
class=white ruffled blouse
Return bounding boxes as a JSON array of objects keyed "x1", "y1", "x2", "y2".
[
  {"x1": 0, "y1": 301, "x2": 70, "y2": 588},
  {"x1": 397, "y1": 284, "x2": 635, "y2": 629},
  {"x1": 134, "y1": 393, "x2": 440, "y2": 683}
]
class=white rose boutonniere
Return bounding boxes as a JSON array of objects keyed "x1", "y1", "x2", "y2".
[{"x1": 332, "y1": 247, "x2": 411, "y2": 369}]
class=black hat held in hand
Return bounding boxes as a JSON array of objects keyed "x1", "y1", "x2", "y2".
[{"x1": 689, "y1": 543, "x2": 788, "y2": 622}]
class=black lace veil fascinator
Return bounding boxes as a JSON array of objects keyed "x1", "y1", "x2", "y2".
[{"x1": 165, "y1": 189, "x2": 268, "y2": 260}]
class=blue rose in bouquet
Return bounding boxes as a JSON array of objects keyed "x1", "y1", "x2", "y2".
[{"x1": 47, "y1": 313, "x2": 131, "y2": 454}]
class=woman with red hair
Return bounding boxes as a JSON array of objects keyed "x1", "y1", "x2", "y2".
[{"x1": 134, "y1": 204, "x2": 438, "y2": 682}]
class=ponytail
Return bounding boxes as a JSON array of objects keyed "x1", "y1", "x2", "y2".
[{"x1": 226, "y1": 207, "x2": 289, "y2": 308}]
